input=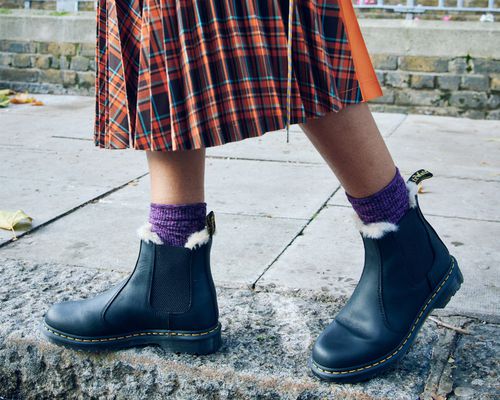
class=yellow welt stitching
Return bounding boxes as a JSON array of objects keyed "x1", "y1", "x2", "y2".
[
  {"x1": 45, "y1": 324, "x2": 220, "y2": 343},
  {"x1": 314, "y1": 259, "x2": 456, "y2": 375}
]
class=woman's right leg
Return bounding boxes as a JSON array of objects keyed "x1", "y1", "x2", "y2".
[
  {"x1": 146, "y1": 149, "x2": 207, "y2": 247},
  {"x1": 147, "y1": 148, "x2": 205, "y2": 205},
  {"x1": 42, "y1": 148, "x2": 221, "y2": 354}
]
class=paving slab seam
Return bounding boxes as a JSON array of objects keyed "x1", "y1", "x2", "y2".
[
  {"x1": 0, "y1": 174, "x2": 143, "y2": 189},
  {"x1": 251, "y1": 185, "x2": 342, "y2": 289},
  {"x1": 421, "y1": 318, "x2": 463, "y2": 400},
  {"x1": 397, "y1": 172, "x2": 500, "y2": 184},
  {"x1": 206, "y1": 154, "x2": 325, "y2": 166},
  {"x1": 414, "y1": 213, "x2": 500, "y2": 224},
  {"x1": 433, "y1": 311, "x2": 500, "y2": 324},
  {"x1": 383, "y1": 113, "x2": 409, "y2": 138},
  {"x1": 0, "y1": 173, "x2": 149, "y2": 249},
  {"x1": 214, "y1": 211, "x2": 309, "y2": 221},
  {"x1": 50, "y1": 135, "x2": 93, "y2": 141},
  {"x1": 326, "y1": 204, "x2": 500, "y2": 224},
  {"x1": 431, "y1": 318, "x2": 479, "y2": 398},
  {"x1": 0, "y1": 146, "x2": 62, "y2": 154}
]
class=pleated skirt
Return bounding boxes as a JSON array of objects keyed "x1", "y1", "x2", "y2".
[{"x1": 94, "y1": 0, "x2": 382, "y2": 151}]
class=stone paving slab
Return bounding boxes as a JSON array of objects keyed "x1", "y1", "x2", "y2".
[
  {"x1": 0, "y1": 175, "x2": 127, "y2": 245},
  {"x1": 0, "y1": 192, "x2": 306, "y2": 286},
  {"x1": 0, "y1": 95, "x2": 147, "y2": 245},
  {"x1": 0, "y1": 95, "x2": 95, "y2": 142},
  {"x1": 2, "y1": 259, "x2": 494, "y2": 400},
  {"x1": 29, "y1": 155, "x2": 336, "y2": 221},
  {"x1": 0, "y1": 145, "x2": 146, "y2": 245},
  {"x1": 206, "y1": 113, "x2": 406, "y2": 164},
  {"x1": 257, "y1": 205, "x2": 500, "y2": 320},
  {"x1": 0, "y1": 146, "x2": 145, "y2": 189},
  {"x1": 1, "y1": 126, "x2": 337, "y2": 245},
  {"x1": 386, "y1": 115, "x2": 500, "y2": 182},
  {"x1": 205, "y1": 158, "x2": 339, "y2": 219}
]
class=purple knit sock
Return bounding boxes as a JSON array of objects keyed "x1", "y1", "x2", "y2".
[
  {"x1": 346, "y1": 167, "x2": 409, "y2": 225},
  {"x1": 149, "y1": 202, "x2": 207, "y2": 247}
]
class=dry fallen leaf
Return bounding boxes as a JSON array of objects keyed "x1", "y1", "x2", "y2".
[
  {"x1": 10, "y1": 92, "x2": 36, "y2": 104},
  {"x1": 0, "y1": 209, "x2": 33, "y2": 239},
  {"x1": 32, "y1": 100, "x2": 45, "y2": 106}
]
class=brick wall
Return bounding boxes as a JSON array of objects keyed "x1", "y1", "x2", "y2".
[{"x1": 0, "y1": 38, "x2": 499, "y2": 120}]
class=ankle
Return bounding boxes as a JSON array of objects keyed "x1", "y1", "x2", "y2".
[
  {"x1": 149, "y1": 202, "x2": 207, "y2": 247},
  {"x1": 346, "y1": 167, "x2": 409, "y2": 225}
]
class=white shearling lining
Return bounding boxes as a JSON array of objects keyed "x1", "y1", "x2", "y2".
[
  {"x1": 184, "y1": 227, "x2": 211, "y2": 250},
  {"x1": 406, "y1": 181, "x2": 419, "y2": 209},
  {"x1": 137, "y1": 223, "x2": 212, "y2": 249},
  {"x1": 352, "y1": 213, "x2": 399, "y2": 239},
  {"x1": 137, "y1": 223, "x2": 164, "y2": 245},
  {"x1": 352, "y1": 179, "x2": 421, "y2": 239}
]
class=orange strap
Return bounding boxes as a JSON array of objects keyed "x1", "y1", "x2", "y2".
[
  {"x1": 284, "y1": 0, "x2": 382, "y2": 143},
  {"x1": 337, "y1": 0, "x2": 383, "y2": 101}
]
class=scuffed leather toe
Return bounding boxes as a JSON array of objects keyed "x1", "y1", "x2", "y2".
[
  {"x1": 312, "y1": 318, "x2": 399, "y2": 370},
  {"x1": 43, "y1": 281, "x2": 125, "y2": 337},
  {"x1": 44, "y1": 300, "x2": 82, "y2": 335}
]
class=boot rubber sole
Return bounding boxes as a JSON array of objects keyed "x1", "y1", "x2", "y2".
[
  {"x1": 310, "y1": 255, "x2": 463, "y2": 383},
  {"x1": 41, "y1": 322, "x2": 222, "y2": 355}
]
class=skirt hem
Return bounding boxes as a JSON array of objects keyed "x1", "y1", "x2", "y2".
[
  {"x1": 94, "y1": 0, "x2": 383, "y2": 152},
  {"x1": 93, "y1": 82, "x2": 380, "y2": 151}
]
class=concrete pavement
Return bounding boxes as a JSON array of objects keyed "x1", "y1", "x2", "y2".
[{"x1": 0, "y1": 95, "x2": 499, "y2": 399}]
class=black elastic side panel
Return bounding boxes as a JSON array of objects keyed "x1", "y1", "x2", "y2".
[{"x1": 151, "y1": 249, "x2": 191, "y2": 313}]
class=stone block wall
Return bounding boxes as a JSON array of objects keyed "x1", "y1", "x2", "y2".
[
  {"x1": 369, "y1": 55, "x2": 499, "y2": 120},
  {"x1": 0, "y1": 39, "x2": 95, "y2": 96},
  {"x1": 0, "y1": 39, "x2": 499, "y2": 120}
]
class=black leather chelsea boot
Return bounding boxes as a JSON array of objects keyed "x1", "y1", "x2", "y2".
[
  {"x1": 42, "y1": 211, "x2": 221, "y2": 355},
  {"x1": 310, "y1": 170, "x2": 464, "y2": 383}
]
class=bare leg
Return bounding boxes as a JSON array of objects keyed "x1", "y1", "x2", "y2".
[
  {"x1": 299, "y1": 103, "x2": 396, "y2": 198},
  {"x1": 146, "y1": 148, "x2": 206, "y2": 204}
]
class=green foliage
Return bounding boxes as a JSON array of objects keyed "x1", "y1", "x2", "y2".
[
  {"x1": 465, "y1": 54, "x2": 474, "y2": 73},
  {"x1": 49, "y1": 11, "x2": 70, "y2": 16}
]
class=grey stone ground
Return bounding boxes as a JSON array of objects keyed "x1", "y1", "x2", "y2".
[{"x1": 0, "y1": 95, "x2": 499, "y2": 399}]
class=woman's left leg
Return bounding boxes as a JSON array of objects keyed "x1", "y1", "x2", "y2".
[{"x1": 300, "y1": 104, "x2": 464, "y2": 383}]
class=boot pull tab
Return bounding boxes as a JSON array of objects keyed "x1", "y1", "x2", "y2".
[
  {"x1": 407, "y1": 169, "x2": 433, "y2": 185},
  {"x1": 206, "y1": 211, "x2": 216, "y2": 237}
]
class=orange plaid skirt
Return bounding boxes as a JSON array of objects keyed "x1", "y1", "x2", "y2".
[{"x1": 94, "y1": 0, "x2": 382, "y2": 151}]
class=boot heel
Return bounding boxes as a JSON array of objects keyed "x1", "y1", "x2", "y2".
[
  {"x1": 433, "y1": 257, "x2": 463, "y2": 310},
  {"x1": 158, "y1": 325, "x2": 222, "y2": 355}
]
